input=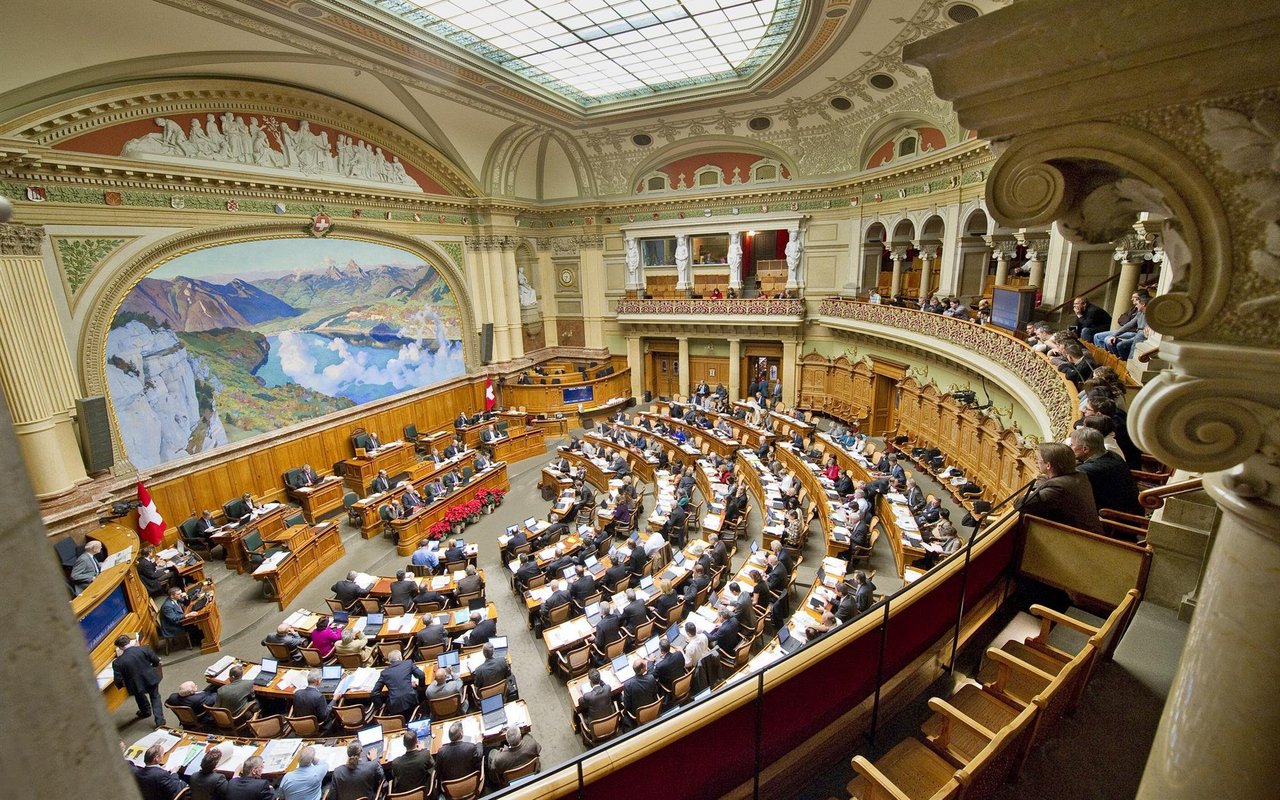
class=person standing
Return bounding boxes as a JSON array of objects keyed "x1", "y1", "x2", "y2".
[{"x1": 112, "y1": 634, "x2": 165, "y2": 726}]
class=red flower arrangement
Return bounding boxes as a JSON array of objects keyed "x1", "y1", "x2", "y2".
[
  {"x1": 477, "y1": 488, "x2": 507, "y2": 506},
  {"x1": 427, "y1": 520, "x2": 450, "y2": 540}
]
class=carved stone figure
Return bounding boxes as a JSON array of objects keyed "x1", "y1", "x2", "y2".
[
  {"x1": 625, "y1": 238, "x2": 640, "y2": 286},
  {"x1": 517, "y1": 265, "x2": 538, "y2": 308},
  {"x1": 728, "y1": 232, "x2": 743, "y2": 288},
  {"x1": 675, "y1": 235, "x2": 691, "y2": 288},
  {"x1": 785, "y1": 228, "x2": 803, "y2": 285}
]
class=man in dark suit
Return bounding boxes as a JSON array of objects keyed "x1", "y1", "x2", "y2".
[
  {"x1": 436, "y1": 720, "x2": 483, "y2": 783},
  {"x1": 621, "y1": 589, "x2": 649, "y2": 633},
  {"x1": 215, "y1": 664, "x2": 256, "y2": 716},
  {"x1": 853, "y1": 570, "x2": 877, "y2": 613},
  {"x1": 70, "y1": 539, "x2": 104, "y2": 595},
  {"x1": 412, "y1": 584, "x2": 447, "y2": 609},
  {"x1": 770, "y1": 540, "x2": 794, "y2": 575},
  {"x1": 455, "y1": 411, "x2": 469, "y2": 428},
  {"x1": 603, "y1": 555, "x2": 632, "y2": 593},
  {"x1": 487, "y1": 726, "x2": 541, "y2": 791},
  {"x1": 626, "y1": 540, "x2": 649, "y2": 586},
  {"x1": 545, "y1": 544, "x2": 575, "y2": 577},
  {"x1": 506, "y1": 526, "x2": 528, "y2": 552},
  {"x1": 370, "y1": 469, "x2": 391, "y2": 493},
  {"x1": 513, "y1": 554, "x2": 541, "y2": 590},
  {"x1": 833, "y1": 581, "x2": 858, "y2": 623},
  {"x1": 709, "y1": 536, "x2": 728, "y2": 571},
  {"x1": 136, "y1": 546, "x2": 178, "y2": 597},
  {"x1": 331, "y1": 571, "x2": 368, "y2": 608},
  {"x1": 539, "y1": 580, "x2": 572, "y2": 630},
  {"x1": 904, "y1": 478, "x2": 926, "y2": 515},
  {"x1": 576, "y1": 669, "x2": 616, "y2": 724},
  {"x1": 112, "y1": 635, "x2": 166, "y2": 725},
  {"x1": 472, "y1": 642, "x2": 517, "y2": 700},
  {"x1": 591, "y1": 601, "x2": 624, "y2": 659},
  {"x1": 1071, "y1": 427, "x2": 1143, "y2": 517},
  {"x1": 724, "y1": 487, "x2": 748, "y2": 525},
  {"x1": 1072, "y1": 295, "x2": 1112, "y2": 342},
  {"x1": 456, "y1": 566, "x2": 484, "y2": 598},
  {"x1": 441, "y1": 470, "x2": 458, "y2": 491},
  {"x1": 463, "y1": 610, "x2": 497, "y2": 647},
  {"x1": 386, "y1": 729, "x2": 434, "y2": 793},
  {"x1": 133, "y1": 743, "x2": 186, "y2": 800},
  {"x1": 366, "y1": 431, "x2": 383, "y2": 449},
  {"x1": 765, "y1": 555, "x2": 789, "y2": 600},
  {"x1": 621, "y1": 658, "x2": 660, "y2": 726},
  {"x1": 707, "y1": 608, "x2": 741, "y2": 654},
  {"x1": 159, "y1": 586, "x2": 203, "y2": 647},
  {"x1": 651, "y1": 638, "x2": 686, "y2": 691},
  {"x1": 1017, "y1": 442, "x2": 1104, "y2": 534},
  {"x1": 193, "y1": 509, "x2": 219, "y2": 543},
  {"x1": 370, "y1": 651, "x2": 424, "y2": 719},
  {"x1": 445, "y1": 538, "x2": 468, "y2": 564},
  {"x1": 569, "y1": 564, "x2": 597, "y2": 605},
  {"x1": 414, "y1": 618, "x2": 450, "y2": 652},
  {"x1": 332, "y1": 743, "x2": 383, "y2": 800},
  {"x1": 291, "y1": 670, "x2": 331, "y2": 727},
  {"x1": 388, "y1": 570, "x2": 417, "y2": 607},
  {"x1": 834, "y1": 469, "x2": 855, "y2": 498},
  {"x1": 300, "y1": 463, "x2": 321, "y2": 486},
  {"x1": 166, "y1": 681, "x2": 216, "y2": 723},
  {"x1": 223, "y1": 755, "x2": 276, "y2": 800},
  {"x1": 662, "y1": 497, "x2": 689, "y2": 542},
  {"x1": 401, "y1": 486, "x2": 425, "y2": 510},
  {"x1": 683, "y1": 564, "x2": 710, "y2": 605}
]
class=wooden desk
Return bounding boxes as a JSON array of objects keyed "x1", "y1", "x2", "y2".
[
  {"x1": 505, "y1": 366, "x2": 631, "y2": 416},
  {"x1": 530, "y1": 416, "x2": 570, "y2": 438},
  {"x1": 288, "y1": 475, "x2": 345, "y2": 524},
  {"x1": 488, "y1": 428, "x2": 546, "y2": 464},
  {"x1": 252, "y1": 522, "x2": 346, "y2": 609},
  {"x1": 583, "y1": 432, "x2": 657, "y2": 483},
  {"x1": 390, "y1": 464, "x2": 510, "y2": 555},
  {"x1": 642, "y1": 411, "x2": 740, "y2": 459},
  {"x1": 342, "y1": 441, "x2": 416, "y2": 496},
  {"x1": 211, "y1": 505, "x2": 289, "y2": 574},
  {"x1": 186, "y1": 592, "x2": 223, "y2": 655},
  {"x1": 428, "y1": 701, "x2": 532, "y2": 752},
  {"x1": 661, "y1": 400, "x2": 775, "y2": 450},
  {"x1": 350, "y1": 452, "x2": 475, "y2": 535}
]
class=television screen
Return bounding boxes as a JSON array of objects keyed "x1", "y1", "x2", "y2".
[
  {"x1": 991, "y1": 287, "x2": 1031, "y2": 331},
  {"x1": 80, "y1": 585, "x2": 129, "y2": 650},
  {"x1": 563, "y1": 385, "x2": 594, "y2": 404}
]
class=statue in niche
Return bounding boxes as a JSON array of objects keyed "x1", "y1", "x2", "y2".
[
  {"x1": 675, "y1": 235, "x2": 691, "y2": 287},
  {"x1": 785, "y1": 228, "x2": 803, "y2": 285},
  {"x1": 625, "y1": 238, "x2": 640, "y2": 286},
  {"x1": 727, "y1": 233, "x2": 743, "y2": 286},
  {"x1": 517, "y1": 265, "x2": 538, "y2": 308}
]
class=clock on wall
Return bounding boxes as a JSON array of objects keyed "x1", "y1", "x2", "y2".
[{"x1": 559, "y1": 268, "x2": 575, "y2": 287}]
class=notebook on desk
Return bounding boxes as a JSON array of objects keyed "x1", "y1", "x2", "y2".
[
  {"x1": 320, "y1": 665, "x2": 343, "y2": 693},
  {"x1": 480, "y1": 693, "x2": 507, "y2": 731},
  {"x1": 253, "y1": 658, "x2": 278, "y2": 687},
  {"x1": 356, "y1": 725, "x2": 383, "y2": 758},
  {"x1": 778, "y1": 626, "x2": 803, "y2": 654},
  {"x1": 363, "y1": 613, "x2": 384, "y2": 637},
  {"x1": 612, "y1": 654, "x2": 635, "y2": 682}
]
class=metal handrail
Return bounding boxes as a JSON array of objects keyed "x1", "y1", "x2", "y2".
[
  {"x1": 1042, "y1": 271, "x2": 1122, "y2": 316},
  {"x1": 1139, "y1": 477, "x2": 1203, "y2": 510}
]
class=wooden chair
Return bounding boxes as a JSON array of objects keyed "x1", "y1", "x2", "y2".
[
  {"x1": 299, "y1": 647, "x2": 331, "y2": 667},
  {"x1": 388, "y1": 788, "x2": 427, "y2": 800},
  {"x1": 336, "y1": 651, "x2": 365, "y2": 670},
  {"x1": 407, "y1": 563, "x2": 432, "y2": 578},
  {"x1": 591, "y1": 636, "x2": 628, "y2": 665},
  {"x1": 383, "y1": 603, "x2": 410, "y2": 617},
  {"x1": 524, "y1": 571, "x2": 547, "y2": 591},
  {"x1": 333, "y1": 701, "x2": 373, "y2": 732},
  {"x1": 545, "y1": 602, "x2": 572, "y2": 628},
  {"x1": 470, "y1": 676, "x2": 506, "y2": 704},
  {"x1": 264, "y1": 641, "x2": 296, "y2": 663},
  {"x1": 661, "y1": 596, "x2": 687, "y2": 627},
  {"x1": 241, "y1": 529, "x2": 284, "y2": 569},
  {"x1": 625, "y1": 697, "x2": 663, "y2": 727},
  {"x1": 375, "y1": 713, "x2": 406, "y2": 733},
  {"x1": 164, "y1": 700, "x2": 206, "y2": 731},
  {"x1": 663, "y1": 668, "x2": 695, "y2": 707},
  {"x1": 204, "y1": 703, "x2": 254, "y2": 735},
  {"x1": 426, "y1": 691, "x2": 466, "y2": 720},
  {"x1": 285, "y1": 714, "x2": 322, "y2": 737},
  {"x1": 247, "y1": 712, "x2": 291, "y2": 738},
  {"x1": 440, "y1": 769, "x2": 484, "y2": 800},
  {"x1": 577, "y1": 708, "x2": 623, "y2": 747},
  {"x1": 455, "y1": 588, "x2": 483, "y2": 609},
  {"x1": 574, "y1": 590, "x2": 603, "y2": 614},
  {"x1": 376, "y1": 642, "x2": 402, "y2": 664},
  {"x1": 415, "y1": 641, "x2": 446, "y2": 663},
  {"x1": 358, "y1": 597, "x2": 383, "y2": 615},
  {"x1": 498, "y1": 756, "x2": 541, "y2": 786},
  {"x1": 630, "y1": 616, "x2": 655, "y2": 644},
  {"x1": 344, "y1": 491, "x2": 362, "y2": 527},
  {"x1": 445, "y1": 559, "x2": 468, "y2": 574},
  {"x1": 718, "y1": 638, "x2": 752, "y2": 674},
  {"x1": 555, "y1": 643, "x2": 592, "y2": 680},
  {"x1": 326, "y1": 597, "x2": 350, "y2": 614}
]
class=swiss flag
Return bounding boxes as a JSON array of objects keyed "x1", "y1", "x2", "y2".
[
  {"x1": 136, "y1": 482, "x2": 166, "y2": 546},
  {"x1": 484, "y1": 376, "x2": 497, "y2": 411}
]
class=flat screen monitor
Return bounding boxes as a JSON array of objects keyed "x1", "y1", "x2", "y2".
[
  {"x1": 563, "y1": 385, "x2": 594, "y2": 405},
  {"x1": 991, "y1": 286, "x2": 1035, "y2": 332}
]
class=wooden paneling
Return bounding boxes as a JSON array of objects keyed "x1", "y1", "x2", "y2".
[
  {"x1": 798, "y1": 353, "x2": 872, "y2": 424},
  {"x1": 503, "y1": 367, "x2": 632, "y2": 416},
  {"x1": 688, "y1": 355, "x2": 728, "y2": 388}
]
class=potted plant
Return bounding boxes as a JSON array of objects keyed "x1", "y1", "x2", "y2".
[{"x1": 427, "y1": 520, "x2": 450, "y2": 541}]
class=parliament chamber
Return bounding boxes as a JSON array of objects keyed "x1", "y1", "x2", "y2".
[{"x1": 1, "y1": 1, "x2": 1277, "y2": 799}]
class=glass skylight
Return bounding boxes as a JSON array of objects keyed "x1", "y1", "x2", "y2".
[{"x1": 369, "y1": 0, "x2": 801, "y2": 106}]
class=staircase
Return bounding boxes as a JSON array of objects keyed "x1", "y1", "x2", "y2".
[{"x1": 1142, "y1": 472, "x2": 1219, "y2": 621}]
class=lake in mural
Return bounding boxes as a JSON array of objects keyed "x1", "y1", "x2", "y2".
[{"x1": 105, "y1": 237, "x2": 465, "y2": 469}]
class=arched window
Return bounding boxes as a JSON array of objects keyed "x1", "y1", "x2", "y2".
[
  {"x1": 641, "y1": 172, "x2": 670, "y2": 193},
  {"x1": 693, "y1": 165, "x2": 724, "y2": 188},
  {"x1": 750, "y1": 158, "x2": 787, "y2": 184}
]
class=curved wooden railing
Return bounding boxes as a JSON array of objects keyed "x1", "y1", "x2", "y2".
[
  {"x1": 1140, "y1": 477, "x2": 1203, "y2": 510},
  {"x1": 615, "y1": 297, "x2": 806, "y2": 316}
]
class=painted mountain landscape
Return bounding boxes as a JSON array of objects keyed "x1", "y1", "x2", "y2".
[{"x1": 106, "y1": 237, "x2": 464, "y2": 469}]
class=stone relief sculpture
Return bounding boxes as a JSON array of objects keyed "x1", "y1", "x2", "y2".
[
  {"x1": 517, "y1": 265, "x2": 538, "y2": 307},
  {"x1": 727, "y1": 232, "x2": 743, "y2": 287},
  {"x1": 675, "y1": 234, "x2": 691, "y2": 287},
  {"x1": 785, "y1": 227, "x2": 804, "y2": 285},
  {"x1": 625, "y1": 237, "x2": 641, "y2": 286},
  {"x1": 120, "y1": 113, "x2": 423, "y2": 190}
]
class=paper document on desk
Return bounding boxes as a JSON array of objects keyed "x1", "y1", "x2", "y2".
[
  {"x1": 276, "y1": 669, "x2": 310, "y2": 692},
  {"x1": 164, "y1": 743, "x2": 205, "y2": 773},
  {"x1": 219, "y1": 744, "x2": 258, "y2": 775},
  {"x1": 283, "y1": 609, "x2": 311, "y2": 629},
  {"x1": 253, "y1": 551, "x2": 288, "y2": 575},
  {"x1": 260, "y1": 738, "x2": 302, "y2": 773},
  {"x1": 206, "y1": 655, "x2": 235, "y2": 677},
  {"x1": 103, "y1": 546, "x2": 133, "y2": 570},
  {"x1": 384, "y1": 736, "x2": 408, "y2": 762},
  {"x1": 127, "y1": 730, "x2": 180, "y2": 765},
  {"x1": 97, "y1": 664, "x2": 115, "y2": 690},
  {"x1": 430, "y1": 575, "x2": 451, "y2": 591},
  {"x1": 241, "y1": 664, "x2": 262, "y2": 682},
  {"x1": 353, "y1": 572, "x2": 377, "y2": 591}
]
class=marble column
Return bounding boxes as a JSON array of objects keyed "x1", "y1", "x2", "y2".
[
  {"x1": 918, "y1": 252, "x2": 935, "y2": 300},
  {"x1": 577, "y1": 235, "x2": 606, "y2": 349},
  {"x1": 1111, "y1": 249, "x2": 1146, "y2": 323},
  {"x1": 781, "y1": 339, "x2": 799, "y2": 407},
  {"x1": 0, "y1": 224, "x2": 88, "y2": 496},
  {"x1": 993, "y1": 248, "x2": 1011, "y2": 287},
  {"x1": 677, "y1": 337, "x2": 690, "y2": 399},
  {"x1": 1019, "y1": 230, "x2": 1050, "y2": 290},
  {"x1": 484, "y1": 246, "x2": 511, "y2": 362},
  {"x1": 498, "y1": 239, "x2": 524, "y2": 360},
  {"x1": 889, "y1": 250, "x2": 907, "y2": 298},
  {"x1": 626, "y1": 336, "x2": 643, "y2": 400},
  {"x1": 727, "y1": 338, "x2": 742, "y2": 401}
]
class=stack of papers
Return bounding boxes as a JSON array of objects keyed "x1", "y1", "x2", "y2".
[
  {"x1": 253, "y1": 550, "x2": 288, "y2": 574},
  {"x1": 336, "y1": 667, "x2": 380, "y2": 695},
  {"x1": 97, "y1": 664, "x2": 115, "y2": 690},
  {"x1": 164, "y1": 743, "x2": 205, "y2": 773},
  {"x1": 276, "y1": 670, "x2": 310, "y2": 692},
  {"x1": 125, "y1": 730, "x2": 181, "y2": 765},
  {"x1": 103, "y1": 546, "x2": 133, "y2": 570},
  {"x1": 206, "y1": 655, "x2": 236, "y2": 677},
  {"x1": 219, "y1": 744, "x2": 258, "y2": 775},
  {"x1": 282, "y1": 609, "x2": 311, "y2": 629},
  {"x1": 353, "y1": 572, "x2": 377, "y2": 591},
  {"x1": 314, "y1": 744, "x2": 350, "y2": 772},
  {"x1": 260, "y1": 738, "x2": 302, "y2": 773}
]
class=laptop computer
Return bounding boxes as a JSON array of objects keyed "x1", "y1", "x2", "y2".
[
  {"x1": 584, "y1": 602, "x2": 601, "y2": 626},
  {"x1": 612, "y1": 654, "x2": 635, "y2": 682},
  {"x1": 333, "y1": 610, "x2": 350, "y2": 626},
  {"x1": 505, "y1": 525, "x2": 518, "y2": 536},
  {"x1": 480, "y1": 693, "x2": 507, "y2": 731},
  {"x1": 363, "y1": 612, "x2": 384, "y2": 637},
  {"x1": 319, "y1": 664, "x2": 343, "y2": 692},
  {"x1": 643, "y1": 637, "x2": 661, "y2": 657},
  {"x1": 490, "y1": 636, "x2": 508, "y2": 662},
  {"x1": 253, "y1": 658, "x2": 278, "y2": 686},
  {"x1": 562, "y1": 566, "x2": 576, "y2": 581},
  {"x1": 436, "y1": 650, "x2": 460, "y2": 671},
  {"x1": 356, "y1": 724, "x2": 384, "y2": 758},
  {"x1": 468, "y1": 597, "x2": 486, "y2": 611},
  {"x1": 522, "y1": 516, "x2": 537, "y2": 530},
  {"x1": 666, "y1": 623, "x2": 682, "y2": 645},
  {"x1": 406, "y1": 719, "x2": 432, "y2": 740},
  {"x1": 778, "y1": 626, "x2": 803, "y2": 654},
  {"x1": 639, "y1": 575, "x2": 654, "y2": 591},
  {"x1": 750, "y1": 541, "x2": 760, "y2": 554},
  {"x1": 672, "y1": 551, "x2": 686, "y2": 567}
]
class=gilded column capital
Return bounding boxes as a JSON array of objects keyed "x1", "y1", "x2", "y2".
[{"x1": 0, "y1": 223, "x2": 45, "y2": 256}]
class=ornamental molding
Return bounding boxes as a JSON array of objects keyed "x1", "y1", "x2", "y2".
[
  {"x1": 615, "y1": 298, "x2": 806, "y2": 317},
  {"x1": 0, "y1": 223, "x2": 45, "y2": 256}
]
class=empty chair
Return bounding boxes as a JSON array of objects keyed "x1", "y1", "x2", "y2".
[
  {"x1": 577, "y1": 708, "x2": 622, "y2": 747},
  {"x1": 440, "y1": 769, "x2": 484, "y2": 800},
  {"x1": 333, "y1": 701, "x2": 373, "y2": 732},
  {"x1": 246, "y1": 712, "x2": 290, "y2": 738},
  {"x1": 284, "y1": 714, "x2": 322, "y2": 737},
  {"x1": 426, "y1": 691, "x2": 466, "y2": 720}
]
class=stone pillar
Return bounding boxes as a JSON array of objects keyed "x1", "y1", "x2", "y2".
[
  {"x1": 1018, "y1": 229, "x2": 1050, "y2": 290},
  {"x1": 915, "y1": 240, "x2": 940, "y2": 300},
  {"x1": 626, "y1": 336, "x2": 643, "y2": 400},
  {"x1": 577, "y1": 235, "x2": 606, "y2": 349},
  {"x1": 465, "y1": 238, "x2": 502, "y2": 362},
  {"x1": 537, "y1": 248, "x2": 558, "y2": 347},
  {"x1": 889, "y1": 249, "x2": 907, "y2": 298},
  {"x1": 727, "y1": 338, "x2": 742, "y2": 401},
  {"x1": 0, "y1": 224, "x2": 88, "y2": 496},
  {"x1": 677, "y1": 336, "x2": 690, "y2": 398},
  {"x1": 781, "y1": 339, "x2": 799, "y2": 407},
  {"x1": 0, "y1": 384, "x2": 142, "y2": 799},
  {"x1": 497, "y1": 238, "x2": 524, "y2": 360},
  {"x1": 955, "y1": 236, "x2": 992, "y2": 300},
  {"x1": 1111, "y1": 247, "x2": 1147, "y2": 323},
  {"x1": 484, "y1": 246, "x2": 511, "y2": 362}
]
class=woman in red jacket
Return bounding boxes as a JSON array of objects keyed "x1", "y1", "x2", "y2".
[{"x1": 310, "y1": 615, "x2": 342, "y2": 658}]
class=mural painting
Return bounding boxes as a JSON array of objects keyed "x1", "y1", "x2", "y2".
[{"x1": 106, "y1": 237, "x2": 465, "y2": 469}]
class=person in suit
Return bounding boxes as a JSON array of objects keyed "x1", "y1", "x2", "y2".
[
  {"x1": 414, "y1": 617, "x2": 450, "y2": 653},
  {"x1": 651, "y1": 578, "x2": 680, "y2": 626},
  {"x1": 277, "y1": 745, "x2": 326, "y2": 800},
  {"x1": 707, "y1": 608, "x2": 741, "y2": 654},
  {"x1": 603, "y1": 554, "x2": 632, "y2": 592},
  {"x1": 371, "y1": 651, "x2": 424, "y2": 719},
  {"x1": 833, "y1": 581, "x2": 858, "y2": 623},
  {"x1": 425, "y1": 667, "x2": 468, "y2": 712},
  {"x1": 332, "y1": 743, "x2": 382, "y2": 800},
  {"x1": 300, "y1": 463, "x2": 321, "y2": 486},
  {"x1": 112, "y1": 635, "x2": 165, "y2": 725},
  {"x1": 215, "y1": 664, "x2": 256, "y2": 716},
  {"x1": 591, "y1": 601, "x2": 624, "y2": 661},
  {"x1": 386, "y1": 729, "x2": 434, "y2": 793},
  {"x1": 487, "y1": 725, "x2": 541, "y2": 790},
  {"x1": 576, "y1": 669, "x2": 616, "y2": 724},
  {"x1": 569, "y1": 564, "x2": 597, "y2": 605},
  {"x1": 621, "y1": 658, "x2": 660, "y2": 726},
  {"x1": 188, "y1": 747, "x2": 229, "y2": 800},
  {"x1": 192, "y1": 509, "x2": 219, "y2": 545},
  {"x1": 132, "y1": 743, "x2": 186, "y2": 800},
  {"x1": 441, "y1": 470, "x2": 458, "y2": 491},
  {"x1": 365, "y1": 431, "x2": 383, "y2": 450},
  {"x1": 401, "y1": 485, "x2": 425, "y2": 510},
  {"x1": 539, "y1": 580, "x2": 572, "y2": 630},
  {"x1": 651, "y1": 637, "x2": 686, "y2": 690},
  {"x1": 723, "y1": 582, "x2": 754, "y2": 625},
  {"x1": 388, "y1": 570, "x2": 417, "y2": 607},
  {"x1": 334, "y1": 628, "x2": 376, "y2": 666},
  {"x1": 505, "y1": 525, "x2": 528, "y2": 552},
  {"x1": 455, "y1": 411, "x2": 469, "y2": 428},
  {"x1": 70, "y1": 539, "x2": 104, "y2": 595},
  {"x1": 436, "y1": 720, "x2": 484, "y2": 783},
  {"x1": 709, "y1": 536, "x2": 729, "y2": 571},
  {"x1": 626, "y1": 540, "x2": 649, "y2": 586},
  {"x1": 369, "y1": 469, "x2": 391, "y2": 494},
  {"x1": 1017, "y1": 442, "x2": 1104, "y2": 534},
  {"x1": 166, "y1": 680, "x2": 216, "y2": 722},
  {"x1": 904, "y1": 477, "x2": 926, "y2": 515},
  {"x1": 159, "y1": 586, "x2": 203, "y2": 647},
  {"x1": 463, "y1": 610, "x2": 496, "y2": 646},
  {"x1": 472, "y1": 642, "x2": 517, "y2": 700},
  {"x1": 263, "y1": 623, "x2": 305, "y2": 664},
  {"x1": 544, "y1": 544, "x2": 575, "y2": 579},
  {"x1": 621, "y1": 589, "x2": 649, "y2": 633},
  {"x1": 1071, "y1": 427, "x2": 1143, "y2": 517},
  {"x1": 456, "y1": 565, "x2": 484, "y2": 598},
  {"x1": 223, "y1": 757, "x2": 277, "y2": 799},
  {"x1": 513, "y1": 553, "x2": 542, "y2": 590},
  {"x1": 853, "y1": 570, "x2": 877, "y2": 613},
  {"x1": 411, "y1": 582, "x2": 446, "y2": 609},
  {"x1": 683, "y1": 564, "x2": 711, "y2": 606},
  {"x1": 331, "y1": 571, "x2": 368, "y2": 608},
  {"x1": 291, "y1": 670, "x2": 331, "y2": 728},
  {"x1": 136, "y1": 546, "x2": 179, "y2": 597}
]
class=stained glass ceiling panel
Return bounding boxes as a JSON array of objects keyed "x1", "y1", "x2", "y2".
[{"x1": 367, "y1": 0, "x2": 801, "y2": 106}]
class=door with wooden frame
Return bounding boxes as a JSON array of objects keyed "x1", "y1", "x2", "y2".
[
  {"x1": 868, "y1": 357, "x2": 908, "y2": 436},
  {"x1": 647, "y1": 350, "x2": 680, "y2": 400}
]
